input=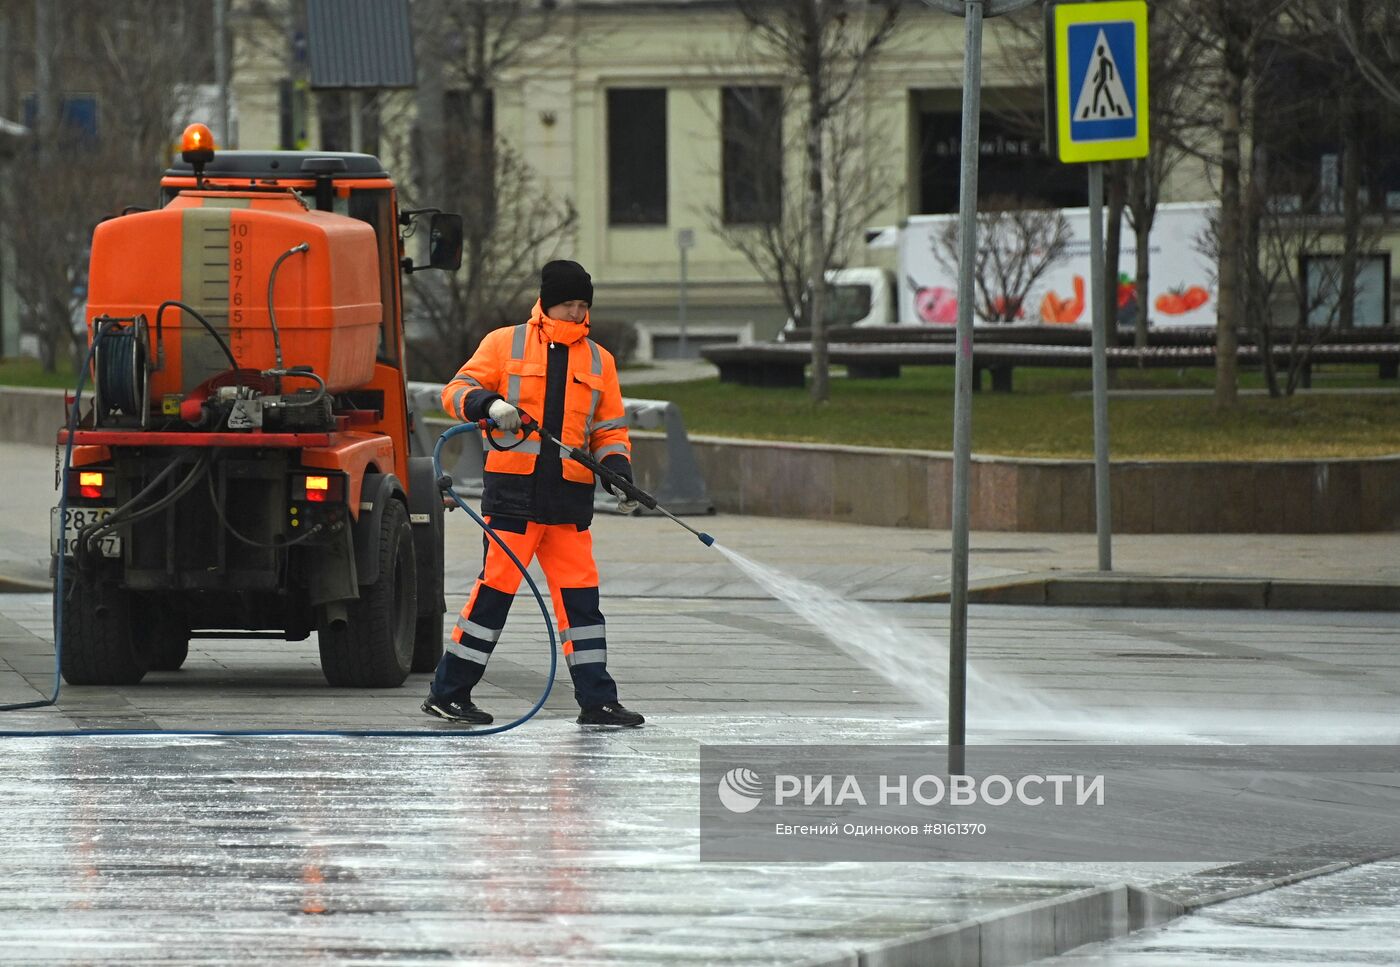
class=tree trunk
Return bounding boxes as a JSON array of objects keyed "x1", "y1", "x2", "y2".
[
  {"x1": 1214, "y1": 22, "x2": 1243, "y2": 409},
  {"x1": 1337, "y1": 0, "x2": 1363, "y2": 330},
  {"x1": 35, "y1": 0, "x2": 60, "y2": 372},
  {"x1": 806, "y1": 21, "x2": 829, "y2": 404},
  {"x1": 1104, "y1": 162, "x2": 1127, "y2": 345},
  {"x1": 1128, "y1": 160, "x2": 1153, "y2": 349}
]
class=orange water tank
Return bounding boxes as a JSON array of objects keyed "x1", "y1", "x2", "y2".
[{"x1": 85, "y1": 191, "x2": 383, "y2": 397}]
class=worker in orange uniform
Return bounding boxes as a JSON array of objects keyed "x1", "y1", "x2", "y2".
[{"x1": 422, "y1": 260, "x2": 645, "y2": 728}]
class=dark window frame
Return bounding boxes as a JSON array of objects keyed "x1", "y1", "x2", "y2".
[
  {"x1": 721, "y1": 85, "x2": 783, "y2": 225},
  {"x1": 607, "y1": 87, "x2": 668, "y2": 226}
]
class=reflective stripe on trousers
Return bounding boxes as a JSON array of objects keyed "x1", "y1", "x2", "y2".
[{"x1": 431, "y1": 517, "x2": 618, "y2": 710}]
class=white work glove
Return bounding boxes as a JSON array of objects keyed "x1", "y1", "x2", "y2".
[
  {"x1": 487, "y1": 398, "x2": 521, "y2": 432},
  {"x1": 616, "y1": 494, "x2": 640, "y2": 515}
]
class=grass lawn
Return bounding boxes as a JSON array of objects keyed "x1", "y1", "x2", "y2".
[
  {"x1": 6, "y1": 354, "x2": 1395, "y2": 460},
  {"x1": 0, "y1": 356, "x2": 76, "y2": 390},
  {"x1": 626, "y1": 365, "x2": 1400, "y2": 460}
]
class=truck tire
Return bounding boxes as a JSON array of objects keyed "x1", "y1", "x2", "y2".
[
  {"x1": 407, "y1": 456, "x2": 446, "y2": 674},
  {"x1": 146, "y1": 609, "x2": 190, "y2": 672},
  {"x1": 317, "y1": 498, "x2": 417, "y2": 687},
  {"x1": 58, "y1": 570, "x2": 149, "y2": 686},
  {"x1": 411, "y1": 614, "x2": 444, "y2": 672}
]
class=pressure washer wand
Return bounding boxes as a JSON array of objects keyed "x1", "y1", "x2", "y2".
[{"x1": 479, "y1": 416, "x2": 715, "y2": 547}]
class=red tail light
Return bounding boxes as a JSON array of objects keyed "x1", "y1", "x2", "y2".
[
  {"x1": 292, "y1": 472, "x2": 344, "y2": 503},
  {"x1": 66, "y1": 469, "x2": 113, "y2": 499}
]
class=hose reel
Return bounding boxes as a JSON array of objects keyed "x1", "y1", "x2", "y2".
[{"x1": 90, "y1": 314, "x2": 152, "y2": 427}]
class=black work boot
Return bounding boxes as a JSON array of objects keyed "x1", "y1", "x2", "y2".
[
  {"x1": 421, "y1": 694, "x2": 493, "y2": 725},
  {"x1": 577, "y1": 703, "x2": 644, "y2": 727}
]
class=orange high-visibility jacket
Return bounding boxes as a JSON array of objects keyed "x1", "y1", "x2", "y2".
[{"x1": 441, "y1": 305, "x2": 631, "y2": 485}]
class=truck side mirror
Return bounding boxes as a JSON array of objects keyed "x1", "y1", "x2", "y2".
[{"x1": 428, "y1": 213, "x2": 463, "y2": 271}]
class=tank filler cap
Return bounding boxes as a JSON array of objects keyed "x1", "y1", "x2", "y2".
[{"x1": 302, "y1": 158, "x2": 349, "y2": 212}]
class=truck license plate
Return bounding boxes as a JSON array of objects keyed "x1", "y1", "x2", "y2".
[{"x1": 50, "y1": 507, "x2": 120, "y2": 558}]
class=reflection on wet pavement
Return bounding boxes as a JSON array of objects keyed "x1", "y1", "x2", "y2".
[{"x1": 1, "y1": 719, "x2": 1151, "y2": 965}]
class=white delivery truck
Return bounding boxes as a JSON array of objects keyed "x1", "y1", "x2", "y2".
[{"x1": 819, "y1": 202, "x2": 1218, "y2": 329}]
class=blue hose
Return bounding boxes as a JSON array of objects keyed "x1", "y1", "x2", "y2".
[
  {"x1": 421, "y1": 422, "x2": 558, "y2": 736},
  {"x1": 0, "y1": 374, "x2": 558, "y2": 736},
  {"x1": 0, "y1": 330, "x2": 104, "y2": 715}
]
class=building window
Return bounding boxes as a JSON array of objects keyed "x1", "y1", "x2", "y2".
[
  {"x1": 608, "y1": 88, "x2": 668, "y2": 225},
  {"x1": 443, "y1": 88, "x2": 496, "y2": 216},
  {"x1": 444, "y1": 88, "x2": 495, "y2": 162},
  {"x1": 279, "y1": 79, "x2": 310, "y2": 150},
  {"x1": 915, "y1": 93, "x2": 1086, "y2": 213},
  {"x1": 1254, "y1": 43, "x2": 1400, "y2": 215},
  {"x1": 722, "y1": 86, "x2": 783, "y2": 224},
  {"x1": 317, "y1": 90, "x2": 380, "y2": 155}
]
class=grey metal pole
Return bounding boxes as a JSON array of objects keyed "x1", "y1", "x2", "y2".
[
  {"x1": 679, "y1": 245, "x2": 689, "y2": 359},
  {"x1": 0, "y1": 14, "x2": 9, "y2": 360},
  {"x1": 214, "y1": 0, "x2": 230, "y2": 146},
  {"x1": 349, "y1": 91, "x2": 364, "y2": 153},
  {"x1": 34, "y1": 0, "x2": 52, "y2": 152},
  {"x1": 1088, "y1": 162, "x2": 1113, "y2": 571},
  {"x1": 948, "y1": 0, "x2": 985, "y2": 778}
]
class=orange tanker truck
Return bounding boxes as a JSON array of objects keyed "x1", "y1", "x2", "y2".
[{"x1": 53, "y1": 124, "x2": 461, "y2": 688}]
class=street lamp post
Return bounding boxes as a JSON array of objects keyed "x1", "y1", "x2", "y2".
[{"x1": 677, "y1": 228, "x2": 695, "y2": 359}]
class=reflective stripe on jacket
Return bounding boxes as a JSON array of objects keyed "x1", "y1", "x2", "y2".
[{"x1": 440, "y1": 301, "x2": 631, "y2": 486}]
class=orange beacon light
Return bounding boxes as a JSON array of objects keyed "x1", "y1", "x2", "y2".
[{"x1": 180, "y1": 122, "x2": 216, "y2": 186}]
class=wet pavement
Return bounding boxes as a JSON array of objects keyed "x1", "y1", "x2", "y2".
[
  {"x1": 1038, "y1": 859, "x2": 1400, "y2": 966},
  {"x1": 3, "y1": 439, "x2": 1400, "y2": 964}
]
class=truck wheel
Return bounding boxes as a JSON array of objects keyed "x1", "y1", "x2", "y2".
[
  {"x1": 58, "y1": 570, "x2": 150, "y2": 686},
  {"x1": 411, "y1": 614, "x2": 444, "y2": 672},
  {"x1": 318, "y1": 498, "x2": 417, "y2": 687},
  {"x1": 146, "y1": 610, "x2": 190, "y2": 672}
]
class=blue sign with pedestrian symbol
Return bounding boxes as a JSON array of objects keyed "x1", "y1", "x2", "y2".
[
  {"x1": 1068, "y1": 21, "x2": 1137, "y2": 141},
  {"x1": 1047, "y1": 1, "x2": 1149, "y2": 163}
]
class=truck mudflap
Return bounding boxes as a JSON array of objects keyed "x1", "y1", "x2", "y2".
[
  {"x1": 407, "y1": 456, "x2": 446, "y2": 619},
  {"x1": 352, "y1": 472, "x2": 406, "y2": 587}
]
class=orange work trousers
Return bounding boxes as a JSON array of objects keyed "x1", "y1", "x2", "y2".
[{"x1": 431, "y1": 516, "x2": 617, "y2": 710}]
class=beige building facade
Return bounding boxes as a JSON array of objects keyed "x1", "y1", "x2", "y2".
[{"x1": 231, "y1": 2, "x2": 1397, "y2": 357}]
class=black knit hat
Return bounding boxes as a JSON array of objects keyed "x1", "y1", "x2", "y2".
[{"x1": 540, "y1": 260, "x2": 593, "y2": 310}]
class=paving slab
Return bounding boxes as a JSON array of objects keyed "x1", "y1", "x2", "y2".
[{"x1": 3, "y1": 439, "x2": 1400, "y2": 963}]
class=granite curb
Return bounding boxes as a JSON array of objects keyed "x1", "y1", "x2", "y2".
[
  {"x1": 803, "y1": 845, "x2": 1400, "y2": 967},
  {"x1": 8, "y1": 568, "x2": 1398, "y2": 611},
  {"x1": 909, "y1": 572, "x2": 1400, "y2": 611}
]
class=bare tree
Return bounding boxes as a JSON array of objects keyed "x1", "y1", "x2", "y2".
[
  {"x1": 1332, "y1": 0, "x2": 1400, "y2": 110},
  {"x1": 1210, "y1": 192, "x2": 1382, "y2": 396},
  {"x1": 705, "y1": 87, "x2": 892, "y2": 344},
  {"x1": 933, "y1": 201, "x2": 1071, "y2": 323},
  {"x1": 1290, "y1": 0, "x2": 1389, "y2": 332},
  {"x1": 1165, "y1": 0, "x2": 1296, "y2": 409},
  {"x1": 731, "y1": 0, "x2": 902, "y2": 403},
  {"x1": 400, "y1": 0, "x2": 578, "y2": 378},
  {"x1": 993, "y1": 2, "x2": 1200, "y2": 347},
  {"x1": 0, "y1": 0, "x2": 210, "y2": 371},
  {"x1": 1120, "y1": 0, "x2": 1202, "y2": 347}
]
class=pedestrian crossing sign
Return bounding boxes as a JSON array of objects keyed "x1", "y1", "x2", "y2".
[{"x1": 1046, "y1": 0, "x2": 1149, "y2": 163}]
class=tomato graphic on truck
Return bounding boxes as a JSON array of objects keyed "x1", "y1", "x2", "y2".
[
  {"x1": 1154, "y1": 284, "x2": 1210, "y2": 316},
  {"x1": 895, "y1": 203, "x2": 1218, "y2": 327}
]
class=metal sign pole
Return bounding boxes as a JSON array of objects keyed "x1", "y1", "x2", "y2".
[
  {"x1": 922, "y1": 0, "x2": 1038, "y2": 779},
  {"x1": 1088, "y1": 162, "x2": 1112, "y2": 570},
  {"x1": 947, "y1": 0, "x2": 985, "y2": 779},
  {"x1": 1046, "y1": 1, "x2": 1149, "y2": 569}
]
